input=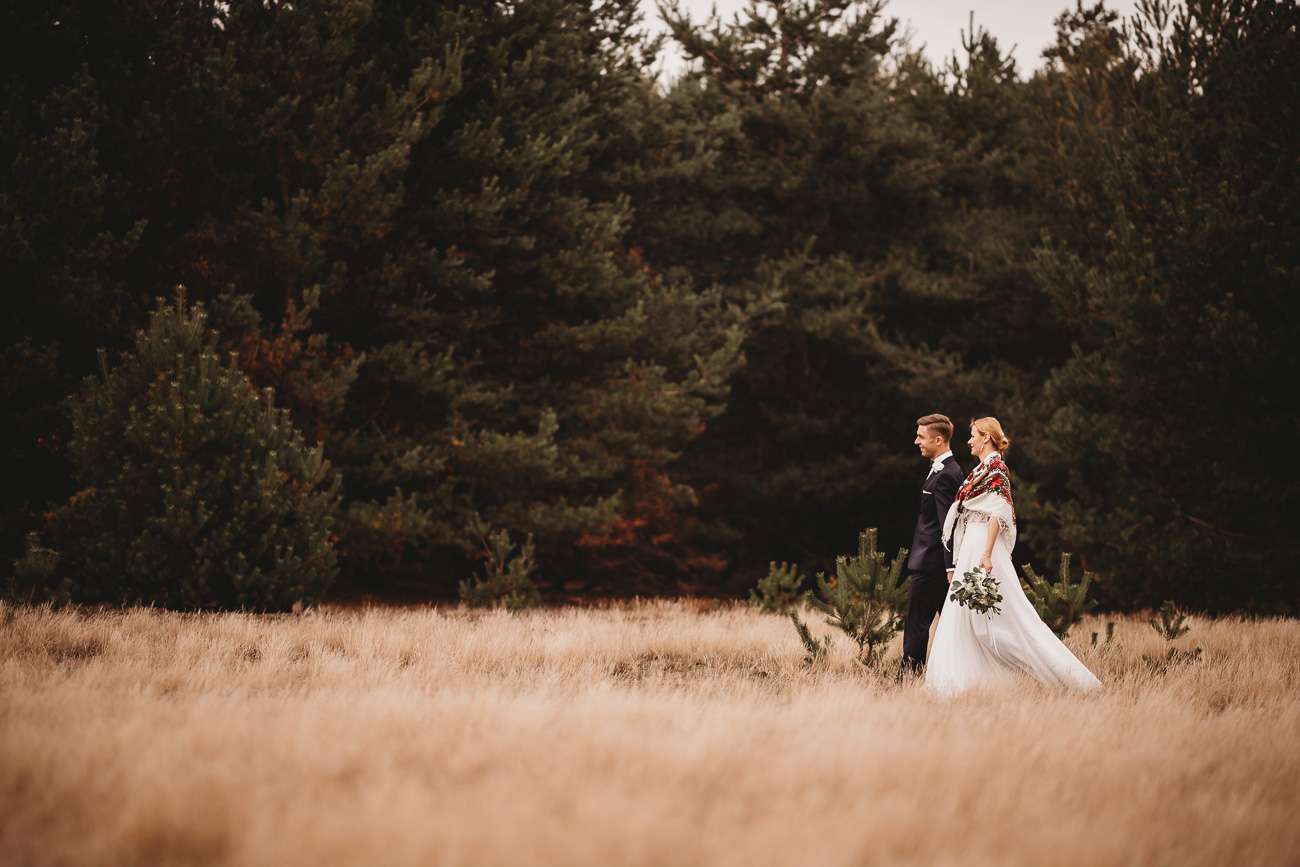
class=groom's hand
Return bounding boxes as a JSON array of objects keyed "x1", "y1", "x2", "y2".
[{"x1": 946, "y1": 570, "x2": 954, "y2": 584}]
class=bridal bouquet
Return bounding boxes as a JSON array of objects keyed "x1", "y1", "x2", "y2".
[{"x1": 950, "y1": 567, "x2": 1003, "y2": 615}]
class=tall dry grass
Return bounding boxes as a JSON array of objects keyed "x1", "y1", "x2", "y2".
[{"x1": 1, "y1": 600, "x2": 1297, "y2": 867}]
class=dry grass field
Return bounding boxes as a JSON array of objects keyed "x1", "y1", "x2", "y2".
[{"x1": 2, "y1": 600, "x2": 1298, "y2": 867}]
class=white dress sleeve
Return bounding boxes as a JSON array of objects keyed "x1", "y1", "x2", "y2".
[{"x1": 942, "y1": 491, "x2": 1016, "y2": 561}]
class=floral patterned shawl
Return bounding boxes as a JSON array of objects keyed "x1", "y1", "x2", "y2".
[
  {"x1": 954, "y1": 452, "x2": 1014, "y2": 510},
  {"x1": 942, "y1": 452, "x2": 1017, "y2": 556}
]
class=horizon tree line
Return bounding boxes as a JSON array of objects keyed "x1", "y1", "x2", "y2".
[{"x1": 2, "y1": 0, "x2": 1296, "y2": 612}]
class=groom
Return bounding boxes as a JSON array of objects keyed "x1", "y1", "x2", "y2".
[{"x1": 899, "y1": 413, "x2": 963, "y2": 678}]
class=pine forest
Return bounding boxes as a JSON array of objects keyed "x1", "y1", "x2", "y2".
[{"x1": 2, "y1": 0, "x2": 1297, "y2": 613}]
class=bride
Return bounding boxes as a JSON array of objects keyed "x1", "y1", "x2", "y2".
[{"x1": 926, "y1": 417, "x2": 1101, "y2": 695}]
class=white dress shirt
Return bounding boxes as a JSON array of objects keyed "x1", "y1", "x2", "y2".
[{"x1": 928, "y1": 450, "x2": 953, "y2": 477}]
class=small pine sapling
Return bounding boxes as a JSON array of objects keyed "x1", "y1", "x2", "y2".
[
  {"x1": 789, "y1": 609, "x2": 831, "y2": 665},
  {"x1": 5, "y1": 533, "x2": 72, "y2": 608},
  {"x1": 751, "y1": 561, "x2": 805, "y2": 614},
  {"x1": 1090, "y1": 621, "x2": 1119, "y2": 653},
  {"x1": 802, "y1": 529, "x2": 909, "y2": 668},
  {"x1": 1144, "y1": 600, "x2": 1202, "y2": 667},
  {"x1": 1020, "y1": 553, "x2": 1098, "y2": 638},
  {"x1": 460, "y1": 524, "x2": 542, "y2": 611}
]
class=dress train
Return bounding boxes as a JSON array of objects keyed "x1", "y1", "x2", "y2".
[{"x1": 926, "y1": 514, "x2": 1101, "y2": 696}]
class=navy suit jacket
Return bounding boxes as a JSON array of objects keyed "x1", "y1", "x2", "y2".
[{"x1": 907, "y1": 453, "x2": 964, "y2": 573}]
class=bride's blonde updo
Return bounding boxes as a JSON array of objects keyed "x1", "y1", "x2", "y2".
[{"x1": 971, "y1": 416, "x2": 1010, "y2": 453}]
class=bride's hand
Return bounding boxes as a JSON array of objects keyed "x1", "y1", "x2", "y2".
[{"x1": 979, "y1": 554, "x2": 993, "y2": 574}]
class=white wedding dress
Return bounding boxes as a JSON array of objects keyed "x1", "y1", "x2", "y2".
[{"x1": 926, "y1": 455, "x2": 1101, "y2": 696}]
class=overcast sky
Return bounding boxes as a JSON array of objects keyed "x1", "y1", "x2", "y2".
[{"x1": 643, "y1": 0, "x2": 1141, "y2": 79}]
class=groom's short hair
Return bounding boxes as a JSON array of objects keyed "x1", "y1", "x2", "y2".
[{"x1": 917, "y1": 414, "x2": 953, "y2": 442}]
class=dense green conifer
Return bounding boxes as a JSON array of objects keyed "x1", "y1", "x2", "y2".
[
  {"x1": 1022, "y1": 0, "x2": 1300, "y2": 611},
  {"x1": 0, "y1": 2, "x2": 150, "y2": 560},
  {"x1": 49, "y1": 292, "x2": 339, "y2": 610},
  {"x1": 641, "y1": 1, "x2": 1050, "y2": 582}
]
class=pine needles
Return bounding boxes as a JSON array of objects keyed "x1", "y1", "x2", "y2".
[
  {"x1": 1144, "y1": 601, "x2": 1202, "y2": 668},
  {"x1": 795, "y1": 529, "x2": 909, "y2": 668},
  {"x1": 459, "y1": 525, "x2": 542, "y2": 612},
  {"x1": 1020, "y1": 553, "x2": 1098, "y2": 638},
  {"x1": 751, "y1": 562, "x2": 806, "y2": 614}
]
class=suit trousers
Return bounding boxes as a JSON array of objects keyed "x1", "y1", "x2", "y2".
[{"x1": 899, "y1": 569, "x2": 948, "y2": 676}]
